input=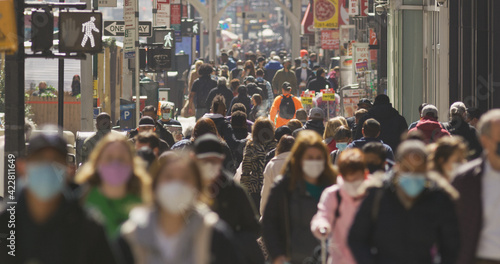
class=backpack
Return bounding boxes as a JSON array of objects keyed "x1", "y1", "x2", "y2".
[
  {"x1": 257, "y1": 80, "x2": 269, "y2": 100},
  {"x1": 279, "y1": 95, "x2": 296, "y2": 119}
]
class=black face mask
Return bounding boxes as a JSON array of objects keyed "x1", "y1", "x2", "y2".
[{"x1": 367, "y1": 163, "x2": 385, "y2": 174}]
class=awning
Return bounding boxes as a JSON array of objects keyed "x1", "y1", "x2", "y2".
[{"x1": 301, "y1": 3, "x2": 314, "y2": 35}]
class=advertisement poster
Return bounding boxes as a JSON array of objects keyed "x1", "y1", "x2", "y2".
[
  {"x1": 320, "y1": 30, "x2": 340, "y2": 50},
  {"x1": 348, "y1": 0, "x2": 359, "y2": 16},
  {"x1": 360, "y1": 0, "x2": 369, "y2": 16},
  {"x1": 355, "y1": 61, "x2": 368, "y2": 73},
  {"x1": 369, "y1": 28, "x2": 378, "y2": 45},
  {"x1": 157, "y1": 3, "x2": 170, "y2": 27},
  {"x1": 170, "y1": 4, "x2": 181, "y2": 29},
  {"x1": 353, "y1": 43, "x2": 370, "y2": 69},
  {"x1": 313, "y1": 0, "x2": 339, "y2": 29},
  {"x1": 338, "y1": 0, "x2": 349, "y2": 26}
]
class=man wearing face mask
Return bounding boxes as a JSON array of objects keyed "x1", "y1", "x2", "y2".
[
  {"x1": 193, "y1": 134, "x2": 263, "y2": 264},
  {"x1": 312, "y1": 148, "x2": 372, "y2": 264},
  {"x1": 452, "y1": 109, "x2": 500, "y2": 264},
  {"x1": 0, "y1": 133, "x2": 117, "y2": 263},
  {"x1": 158, "y1": 102, "x2": 183, "y2": 142},
  {"x1": 348, "y1": 140, "x2": 460, "y2": 264},
  {"x1": 272, "y1": 59, "x2": 298, "y2": 96},
  {"x1": 82, "y1": 112, "x2": 120, "y2": 163},
  {"x1": 347, "y1": 118, "x2": 394, "y2": 162},
  {"x1": 295, "y1": 58, "x2": 313, "y2": 92}
]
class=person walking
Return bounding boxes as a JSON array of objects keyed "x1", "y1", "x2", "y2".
[
  {"x1": 262, "y1": 130, "x2": 336, "y2": 264},
  {"x1": 264, "y1": 56, "x2": 283, "y2": 83},
  {"x1": 452, "y1": 109, "x2": 500, "y2": 264},
  {"x1": 408, "y1": 104, "x2": 450, "y2": 143},
  {"x1": 292, "y1": 108, "x2": 326, "y2": 136},
  {"x1": 429, "y1": 136, "x2": 467, "y2": 181},
  {"x1": 354, "y1": 94, "x2": 408, "y2": 151},
  {"x1": 229, "y1": 85, "x2": 252, "y2": 116},
  {"x1": 256, "y1": 69, "x2": 274, "y2": 110},
  {"x1": 272, "y1": 59, "x2": 298, "y2": 96},
  {"x1": 82, "y1": 112, "x2": 122, "y2": 163},
  {"x1": 296, "y1": 58, "x2": 313, "y2": 92},
  {"x1": 269, "y1": 82, "x2": 304, "y2": 128},
  {"x1": 306, "y1": 68, "x2": 332, "y2": 94},
  {"x1": 205, "y1": 77, "x2": 234, "y2": 113},
  {"x1": 348, "y1": 140, "x2": 460, "y2": 264},
  {"x1": 189, "y1": 63, "x2": 218, "y2": 120},
  {"x1": 348, "y1": 118, "x2": 394, "y2": 162}
]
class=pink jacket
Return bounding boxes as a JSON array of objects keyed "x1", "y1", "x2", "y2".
[{"x1": 310, "y1": 177, "x2": 363, "y2": 264}]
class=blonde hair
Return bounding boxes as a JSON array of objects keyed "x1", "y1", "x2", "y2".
[
  {"x1": 324, "y1": 117, "x2": 345, "y2": 139},
  {"x1": 75, "y1": 133, "x2": 152, "y2": 203}
]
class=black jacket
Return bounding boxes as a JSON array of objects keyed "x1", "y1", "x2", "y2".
[
  {"x1": 229, "y1": 95, "x2": 252, "y2": 116},
  {"x1": 348, "y1": 177, "x2": 460, "y2": 264},
  {"x1": 443, "y1": 117, "x2": 483, "y2": 160},
  {"x1": 295, "y1": 68, "x2": 313, "y2": 84},
  {"x1": 293, "y1": 120, "x2": 325, "y2": 137},
  {"x1": 128, "y1": 121, "x2": 175, "y2": 151},
  {"x1": 192, "y1": 76, "x2": 217, "y2": 108},
  {"x1": 210, "y1": 171, "x2": 263, "y2": 264},
  {"x1": 354, "y1": 104, "x2": 408, "y2": 151},
  {"x1": 206, "y1": 85, "x2": 234, "y2": 112},
  {"x1": 262, "y1": 175, "x2": 322, "y2": 264},
  {"x1": 0, "y1": 191, "x2": 116, "y2": 264},
  {"x1": 306, "y1": 76, "x2": 332, "y2": 94}
]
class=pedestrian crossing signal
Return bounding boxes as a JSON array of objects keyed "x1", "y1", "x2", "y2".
[{"x1": 59, "y1": 11, "x2": 103, "y2": 53}]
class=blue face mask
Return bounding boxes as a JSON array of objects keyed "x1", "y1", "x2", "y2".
[
  {"x1": 26, "y1": 162, "x2": 66, "y2": 201},
  {"x1": 336, "y1": 142, "x2": 348, "y2": 151},
  {"x1": 313, "y1": 71, "x2": 317, "y2": 75},
  {"x1": 398, "y1": 173, "x2": 426, "y2": 198},
  {"x1": 301, "y1": 63, "x2": 307, "y2": 68}
]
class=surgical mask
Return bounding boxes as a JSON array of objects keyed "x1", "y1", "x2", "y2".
[
  {"x1": 156, "y1": 181, "x2": 197, "y2": 214},
  {"x1": 237, "y1": 65, "x2": 244, "y2": 70},
  {"x1": 342, "y1": 179, "x2": 364, "y2": 197},
  {"x1": 301, "y1": 63, "x2": 307, "y2": 68},
  {"x1": 162, "y1": 113, "x2": 171, "y2": 120},
  {"x1": 211, "y1": 75, "x2": 217, "y2": 80},
  {"x1": 398, "y1": 173, "x2": 426, "y2": 198},
  {"x1": 98, "y1": 162, "x2": 132, "y2": 186},
  {"x1": 26, "y1": 162, "x2": 66, "y2": 201},
  {"x1": 302, "y1": 160, "x2": 325, "y2": 178},
  {"x1": 313, "y1": 71, "x2": 317, "y2": 75},
  {"x1": 367, "y1": 163, "x2": 384, "y2": 174},
  {"x1": 198, "y1": 162, "x2": 221, "y2": 181},
  {"x1": 336, "y1": 142, "x2": 348, "y2": 152}
]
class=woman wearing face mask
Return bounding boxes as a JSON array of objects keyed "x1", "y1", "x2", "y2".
[
  {"x1": 76, "y1": 133, "x2": 151, "y2": 239},
  {"x1": 311, "y1": 148, "x2": 373, "y2": 264},
  {"x1": 262, "y1": 130, "x2": 337, "y2": 264},
  {"x1": 323, "y1": 117, "x2": 345, "y2": 153},
  {"x1": 330, "y1": 126, "x2": 352, "y2": 164},
  {"x1": 348, "y1": 140, "x2": 460, "y2": 264},
  {"x1": 429, "y1": 136, "x2": 467, "y2": 181},
  {"x1": 240, "y1": 60, "x2": 256, "y2": 81},
  {"x1": 241, "y1": 117, "x2": 278, "y2": 211},
  {"x1": 119, "y1": 153, "x2": 243, "y2": 264}
]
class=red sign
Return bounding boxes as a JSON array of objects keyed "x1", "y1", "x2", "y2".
[
  {"x1": 369, "y1": 28, "x2": 378, "y2": 45},
  {"x1": 157, "y1": 0, "x2": 169, "y2": 3},
  {"x1": 360, "y1": 0, "x2": 369, "y2": 16},
  {"x1": 338, "y1": 0, "x2": 349, "y2": 26},
  {"x1": 182, "y1": 4, "x2": 187, "y2": 17},
  {"x1": 321, "y1": 30, "x2": 340, "y2": 50},
  {"x1": 170, "y1": 4, "x2": 181, "y2": 25}
]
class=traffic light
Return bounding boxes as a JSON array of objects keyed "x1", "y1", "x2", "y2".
[
  {"x1": 181, "y1": 18, "x2": 193, "y2": 36},
  {"x1": 59, "y1": 11, "x2": 103, "y2": 53},
  {"x1": 31, "y1": 9, "x2": 54, "y2": 52},
  {"x1": 147, "y1": 46, "x2": 171, "y2": 71}
]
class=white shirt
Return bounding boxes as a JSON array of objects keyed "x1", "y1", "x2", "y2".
[
  {"x1": 301, "y1": 68, "x2": 308, "y2": 82},
  {"x1": 155, "y1": 224, "x2": 181, "y2": 261},
  {"x1": 476, "y1": 160, "x2": 500, "y2": 260}
]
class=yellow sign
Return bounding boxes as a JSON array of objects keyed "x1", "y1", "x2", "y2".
[
  {"x1": 301, "y1": 97, "x2": 313, "y2": 105},
  {"x1": 322, "y1": 93, "x2": 336, "y2": 102},
  {"x1": 313, "y1": 0, "x2": 339, "y2": 29},
  {"x1": 93, "y1": 80, "x2": 98, "y2": 98},
  {"x1": 0, "y1": 0, "x2": 18, "y2": 54}
]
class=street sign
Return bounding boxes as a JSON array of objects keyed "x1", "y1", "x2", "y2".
[
  {"x1": 124, "y1": 0, "x2": 137, "y2": 29},
  {"x1": 104, "y1": 21, "x2": 152, "y2": 37},
  {"x1": 241, "y1": 11, "x2": 269, "y2": 20},
  {"x1": 156, "y1": 3, "x2": 170, "y2": 27},
  {"x1": 59, "y1": 11, "x2": 103, "y2": 53},
  {"x1": 0, "y1": 0, "x2": 18, "y2": 54},
  {"x1": 98, "y1": 0, "x2": 117, "y2": 7}
]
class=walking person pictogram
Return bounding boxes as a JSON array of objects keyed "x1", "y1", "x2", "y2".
[
  {"x1": 81, "y1": 16, "x2": 100, "y2": 48},
  {"x1": 164, "y1": 32, "x2": 173, "y2": 48}
]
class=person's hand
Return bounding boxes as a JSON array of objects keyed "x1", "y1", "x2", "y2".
[{"x1": 272, "y1": 256, "x2": 288, "y2": 264}]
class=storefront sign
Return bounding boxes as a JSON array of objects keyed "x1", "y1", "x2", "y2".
[
  {"x1": 313, "y1": 0, "x2": 339, "y2": 29},
  {"x1": 321, "y1": 30, "x2": 340, "y2": 50},
  {"x1": 348, "y1": 0, "x2": 359, "y2": 16}
]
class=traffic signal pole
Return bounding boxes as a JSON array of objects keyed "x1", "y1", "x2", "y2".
[
  {"x1": 4, "y1": 0, "x2": 25, "y2": 197},
  {"x1": 58, "y1": 0, "x2": 65, "y2": 134},
  {"x1": 81, "y1": 0, "x2": 94, "y2": 132},
  {"x1": 135, "y1": 0, "x2": 140, "y2": 125}
]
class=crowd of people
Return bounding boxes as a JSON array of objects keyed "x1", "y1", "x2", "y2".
[{"x1": 2, "y1": 49, "x2": 500, "y2": 264}]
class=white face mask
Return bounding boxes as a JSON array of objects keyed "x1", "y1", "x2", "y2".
[
  {"x1": 342, "y1": 179, "x2": 364, "y2": 197},
  {"x1": 162, "y1": 113, "x2": 170, "y2": 120},
  {"x1": 156, "y1": 181, "x2": 197, "y2": 214},
  {"x1": 198, "y1": 162, "x2": 221, "y2": 181},
  {"x1": 302, "y1": 160, "x2": 325, "y2": 178},
  {"x1": 448, "y1": 162, "x2": 461, "y2": 176}
]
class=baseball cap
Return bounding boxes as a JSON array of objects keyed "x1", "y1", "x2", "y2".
[
  {"x1": 309, "y1": 108, "x2": 325, "y2": 120},
  {"x1": 194, "y1": 134, "x2": 226, "y2": 159},
  {"x1": 282, "y1": 82, "x2": 292, "y2": 91},
  {"x1": 28, "y1": 133, "x2": 68, "y2": 158},
  {"x1": 139, "y1": 116, "x2": 156, "y2": 127},
  {"x1": 358, "y1": 98, "x2": 373, "y2": 107},
  {"x1": 421, "y1": 104, "x2": 438, "y2": 118}
]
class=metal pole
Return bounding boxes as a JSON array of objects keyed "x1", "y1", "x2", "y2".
[
  {"x1": 208, "y1": 0, "x2": 214, "y2": 61},
  {"x1": 135, "y1": 0, "x2": 140, "y2": 125},
  {"x1": 81, "y1": 0, "x2": 94, "y2": 132},
  {"x1": 58, "y1": 59, "x2": 64, "y2": 133},
  {"x1": 4, "y1": 0, "x2": 25, "y2": 197}
]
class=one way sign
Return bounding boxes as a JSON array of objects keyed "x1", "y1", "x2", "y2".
[{"x1": 104, "y1": 21, "x2": 152, "y2": 37}]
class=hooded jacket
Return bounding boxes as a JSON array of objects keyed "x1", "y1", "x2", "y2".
[
  {"x1": 443, "y1": 117, "x2": 483, "y2": 160},
  {"x1": 354, "y1": 104, "x2": 408, "y2": 151},
  {"x1": 408, "y1": 116, "x2": 450, "y2": 143},
  {"x1": 292, "y1": 120, "x2": 326, "y2": 137}
]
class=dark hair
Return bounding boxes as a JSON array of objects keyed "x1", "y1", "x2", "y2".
[
  {"x1": 466, "y1": 107, "x2": 482, "y2": 120},
  {"x1": 251, "y1": 117, "x2": 275, "y2": 144},
  {"x1": 244, "y1": 60, "x2": 256, "y2": 76},
  {"x1": 211, "y1": 95, "x2": 226, "y2": 114},
  {"x1": 419, "y1": 103, "x2": 429, "y2": 114},
  {"x1": 404, "y1": 129, "x2": 426, "y2": 142},
  {"x1": 96, "y1": 113, "x2": 111, "y2": 130},
  {"x1": 276, "y1": 135, "x2": 295, "y2": 155},
  {"x1": 317, "y1": 68, "x2": 325, "y2": 76},
  {"x1": 312, "y1": 65, "x2": 320, "y2": 70},
  {"x1": 256, "y1": 69, "x2": 265, "y2": 77},
  {"x1": 252, "y1": 93, "x2": 262, "y2": 106},
  {"x1": 231, "y1": 103, "x2": 247, "y2": 114},
  {"x1": 362, "y1": 142, "x2": 387, "y2": 162},
  {"x1": 333, "y1": 126, "x2": 351, "y2": 141},
  {"x1": 231, "y1": 111, "x2": 247, "y2": 129},
  {"x1": 337, "y1": 148, "x2": 366, "y2": 176},
  {"x1": 354, "y1": 109, "x2": 368, "y2": 122},
  {"x1": 363, "y1": 118, "x2": 381, "y2": 138},
  {"x1": 143, "y1": 105, "x2": 156, "y2": 113},
  {"x1": 286, "y1": 119, "x2": 303, "y2": 133},
  {"x1": 237, "y1": 85, "x2": 248, "y2": 97},
  {"x1": 430, "y1": 136, "x2": 467, "y2": 179},
  {"x1": 198, "y1": 63, "x2": 213, "y2": 76},
  {"x1": 193, "y1": 118, "x2": 219, "y2": 139},
  {"x1": 230, "y1": 79, "x2": 240, "y2": 91},
  {"x1": 374, "y1": 94, "x2": 390, "y2": 105},
  {"x1": 136, "y1": 131, "x2": 160, "y2": 150}
]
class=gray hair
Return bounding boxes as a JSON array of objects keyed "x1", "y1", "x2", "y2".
[
  {"x1": 217, "y1": 77, "x2": 227, "y2": 86},
  {"x1": 395, "y1": 140, "x2": 428, "y2": 163},
  {"x1": 477, "y1": 109, "x2": 500, "y2": 137},
  {"x1": 450, "y1": 101, "x2": 467, "y2": 118}
]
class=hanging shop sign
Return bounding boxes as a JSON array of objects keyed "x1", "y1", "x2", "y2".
[{"x1": 313, "y1": 0, "x2": 339, "y2": 29}]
